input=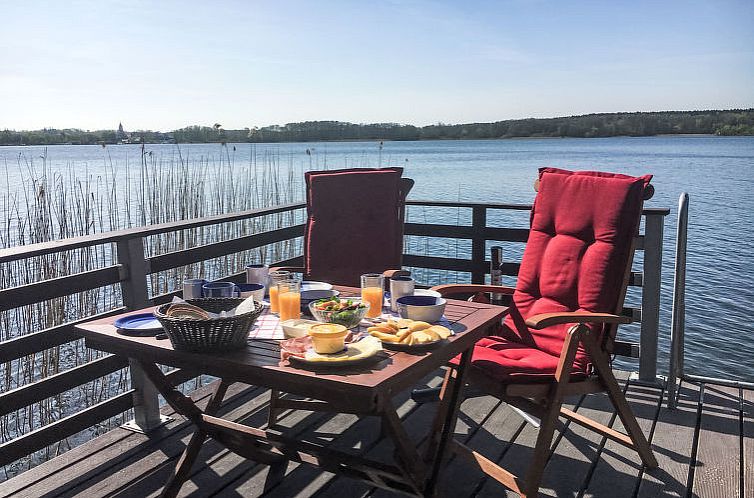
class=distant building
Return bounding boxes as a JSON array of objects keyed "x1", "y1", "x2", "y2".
[{"x1": 116, "y1": 122, "x2": 127, "y2": 143}]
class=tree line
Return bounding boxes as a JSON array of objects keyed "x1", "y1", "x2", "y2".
[{"x1": 2, "y1": 109, "x2": 752, "y2": 146}]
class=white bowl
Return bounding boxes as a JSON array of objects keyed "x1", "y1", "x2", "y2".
[
  {"x1": 280, "y1": 318, "x2": 319, "y2": 338},
  {"x1": 301, "y1": 281, "x2": 333, "y2": 291},
  {"x1": 413, "y1": 289, "x2": 442, "y2": 298},
  {"x1": 396, "y1": 295, "x2": 446, "y2": 323}
]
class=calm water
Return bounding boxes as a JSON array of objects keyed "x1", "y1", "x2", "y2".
[{"x1": 2, "y1": 136, "x2": 753, "y2": 380}]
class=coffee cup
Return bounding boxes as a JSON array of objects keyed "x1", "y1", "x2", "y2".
[{"x1": 183, "y1": 279, "x2": 207, "y2": 300}]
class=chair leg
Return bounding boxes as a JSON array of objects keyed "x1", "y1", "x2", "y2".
[
  {"x1": 520, "y1": 393, "x2": 562, "y2": 497},
  {"x1": 583, "y1": 335, "x2": 658, "y2": 468}
]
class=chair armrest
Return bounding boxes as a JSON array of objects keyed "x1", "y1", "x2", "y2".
[
  {"x1": 383, "y1": 269, "x2": 410, "y2": 279},
  {"x1": 525, "y1": 312, "x2": 631, "y2": 329},
  {"x1": 429, "y1": 284, "x2": 516, "y2": 297},
  {"x1": 383, "y1": 269, "x2": 410, "y2": 290}
]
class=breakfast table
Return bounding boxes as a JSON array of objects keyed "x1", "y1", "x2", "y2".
[{"x1": 75, "y1": 286, "x2": 508, "y2": 497}]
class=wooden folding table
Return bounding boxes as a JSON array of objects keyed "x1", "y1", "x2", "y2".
[{"x1": 76, "y1": 287, "x2": 507, "y2": 497}]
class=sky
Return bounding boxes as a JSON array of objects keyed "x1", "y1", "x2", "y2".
[{"x1": 1, "y1": 0, "x2": 753, "y2": 131}]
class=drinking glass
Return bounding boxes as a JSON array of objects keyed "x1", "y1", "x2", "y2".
[
  {"x1": 361, "y1": 273, "x2": 385, "y2": 318},
  {"x1": 389, "y1": 275, "x2": 415, "y2": 312},
  {"x1": 277, "y1": 278, "x2": 301, "y2": 322},
  {"x1": 268, "y1": 270, "x2": 290, "y2": 313}
]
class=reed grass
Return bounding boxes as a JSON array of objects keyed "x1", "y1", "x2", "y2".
[
  {"x1": 0, "y1": 141, "x2": 470, "y2": 480},
  {"x1": 0, "y1": 144, "x2": 304, "y2": 479}
]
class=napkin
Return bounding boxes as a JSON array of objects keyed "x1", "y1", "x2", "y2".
[{"x1": 167, "y1": 295, "x2": 256, "y2": 319}]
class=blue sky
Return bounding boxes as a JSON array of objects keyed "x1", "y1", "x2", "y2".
[{"x1": 1, "y1": 0, "x2": 752, "y2": 131}]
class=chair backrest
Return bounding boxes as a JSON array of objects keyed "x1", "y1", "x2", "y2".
[
  {"x1": 504, "y1": 167, "x2": 652, "y2": 369},
  {"x1": 303, "y1": 167, "x2": 413, "y2": 286}
]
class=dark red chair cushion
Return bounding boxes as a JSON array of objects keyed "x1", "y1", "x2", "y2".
[
  {"x1": 468, "y1": 168, "x2": 651, "y2": 383},
  {"x1": 452, "y1": 336, "x2": 590, "y2": 382},
  {"x1": 304, "y1": 167, "x2": 405, "y2": 286}
]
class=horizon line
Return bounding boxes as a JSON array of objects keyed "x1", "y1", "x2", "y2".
[{"x1": 4, "y1": 107, "x2": 753, "y2": 133}]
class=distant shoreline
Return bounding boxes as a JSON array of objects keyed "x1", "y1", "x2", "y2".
[
  {"x1": 0, "y1": 133, "x2": 734, "y2": 147},
  {"x1": 2, "y1": 109, "x2": 752, "y2": 146}
]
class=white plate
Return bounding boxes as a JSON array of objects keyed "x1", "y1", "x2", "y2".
[
  {"x1": 289, "y1": 336, "x2": 382, "y2": 366},
  {"x1": 413, "y1": 289, "x2": 442, "y2": 298},
  {"x1": 301, "y1": 281, "x2": 333, "y2": 291}
]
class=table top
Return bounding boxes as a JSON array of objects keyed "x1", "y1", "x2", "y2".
[{"x1": 76, "y1": 287, "x2": 508, "y2": 412}]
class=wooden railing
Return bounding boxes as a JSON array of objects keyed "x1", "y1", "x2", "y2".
[{"x1": 0, "y1": 199, "x2": 669, "y2": 473}]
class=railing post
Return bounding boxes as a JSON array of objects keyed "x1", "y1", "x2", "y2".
[
  {"x1": 667, "y1": 193, "x2": 689, "y2": 408},
  {"x1": 471, "y1": 206, "x2": 487, "y2": 284},
  {"x1": 116, "y1": 236, "x2": 169, "y2": 432},
  {"x1": 116, "y1": 236, "x2": 151, "y2": 310},
  {"x1": 639, "y1": 213, "x2": 664, "y2": 384}
]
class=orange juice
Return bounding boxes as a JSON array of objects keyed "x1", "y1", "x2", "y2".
[
  {"x1": 278, "y1": 291, "x2": 301, "y2": 321},
  {"x1": 269, "y1": 285, "x2": 280, "y2": 313},
  {"x1": 361, "y1": 286, "x2": 383, "y2": 318}
]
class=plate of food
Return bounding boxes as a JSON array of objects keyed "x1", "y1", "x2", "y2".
[
  {"x1": 367, "y1": 318, "x2": 453, "y2": 351},
  {"x1": 282, "y1": 335, "x2": 384, "y2": 367}
]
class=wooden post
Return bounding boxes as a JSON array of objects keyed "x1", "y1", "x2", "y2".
[
  {"x1": 116, "y1": 236, "x2": 168, "y2": 432},
  {"x1": 116, "y1": 236, "x2": 151, "y2": 310},
  {"x1": 639, "y1": 214, "x2": 664, "y2": 384},
  {"x1": 471, "y1": 206, "x2": 487, "y2": 284}
]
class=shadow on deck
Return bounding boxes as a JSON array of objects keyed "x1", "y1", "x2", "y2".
[{"x1": 2, "y1": 370, "x2": 751, "y2": 498}]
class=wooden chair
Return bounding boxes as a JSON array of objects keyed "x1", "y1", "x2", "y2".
[
  {"x1": 428, "y1": 167, "x2": 658, "y2": 497},
  {"x1": 272, "y1": 166, "x2": 414, "y2": 287},
  {"x1": 269, "y1": 167, "x2": 413, "y2": 425}
]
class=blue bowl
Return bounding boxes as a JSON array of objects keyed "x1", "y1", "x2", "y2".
[{"x1": 395, "y1": 295, "x2": 446, "y2": 322}]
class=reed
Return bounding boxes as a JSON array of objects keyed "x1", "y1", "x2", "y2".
[
  {"x1": 0, "y1": 141, "x2": 466, "y2": 479},
  {"x1": 0, "y1": 144, "x2": 304, "y2": 479}
]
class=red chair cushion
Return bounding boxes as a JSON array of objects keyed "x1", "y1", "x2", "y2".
[
  {"x1": 453, "y1": 336, "x2": 590, "y2": 383},
  {"x1": 500, "y1": 168, "x2": 651, "y2": 375},
  {"x1": 305, "y1": 167, "x2": 404, "y2": 286}
]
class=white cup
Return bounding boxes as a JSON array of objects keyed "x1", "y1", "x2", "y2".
[
  {"x1": 390, "y1": 276, "x2": 415, "y2": 312},
  {"x1": 246, "y1": 264, "x2": 269, "y2": 285}
]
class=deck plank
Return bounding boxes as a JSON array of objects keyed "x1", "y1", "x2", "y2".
[
  {"x1": 743, "y1": 389, "x2": 753, "y2": 498},
  {"x1": 259, "y1": 373, "x2": 445, "y2": 498},
  {"x1": 692, "y1": 384, "x2": 742, "y2": 498},
  {"x1": 635, "y1": 380, "x2": 701, "y2": 498},
  {"x1": 2, "y1": 373, "x2": 752, "y2": 498},
  {"x1": 120, "y1": 385, "x2": 282, "y2": 498},
  {"x1": 171, "y1": 401, "x2": 331, "y2": 497},
  {"x1": 0, "y1": 381, "x2": 226, "y2": 498},
  {"x1": 582, "y1": 380, "x2": 663, "y2": 497},
  {"x1": 428, "y1": 396, "x2": 520, "y2": 498},
  {"x1": 307, "y1": 377, "x2": 445, "y2": 497},
  {"x1": 471, "y1": 377, "x2": 625, "y2": 498},
  {"x1": 371, "y1": 391, "x2": 504, "y2": 498},
  {"x1": 64, "y1": 383, "x2": 267, "y2": 498}
]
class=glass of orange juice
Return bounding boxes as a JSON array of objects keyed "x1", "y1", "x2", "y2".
[
  {"x1": 268, "y1": 270, "x2": 290, "y2": 314},
  {"x1": 360, "y1": 273, "x2": 384, "y2": 318},
  {"x1": 277, "y1": 278, "x2": 301, "y2": 322}
]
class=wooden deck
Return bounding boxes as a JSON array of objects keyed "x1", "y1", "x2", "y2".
[{"x1": 2, "y1": 370, "x2": 751, "y2": 498}]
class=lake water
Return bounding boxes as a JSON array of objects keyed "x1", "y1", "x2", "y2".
[{"x1": 1, "y1": 136, "x2": 753, "y2": 381}]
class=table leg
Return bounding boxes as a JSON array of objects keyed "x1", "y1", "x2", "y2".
[
  {"x1": 378, "y1": 398, "x2": 428, "y2": 494},
  {"x1": 160, "y1": 379, "x2": 230, "y2": 498},
  {"x1": 423, "y1": 348, "x2": 473, "y2": 497},
  {"x1": 132, "y1": 360, "x2": 231, "y2": 498}
]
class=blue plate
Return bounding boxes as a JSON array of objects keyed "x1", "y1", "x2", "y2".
[{"x1": 115, "y1": 313, "x2": 163, "y2": 336}]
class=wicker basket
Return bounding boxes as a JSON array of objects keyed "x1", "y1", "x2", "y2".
[{"x1": 154, "y1": 298, "x2": 264, "y2": 352}]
